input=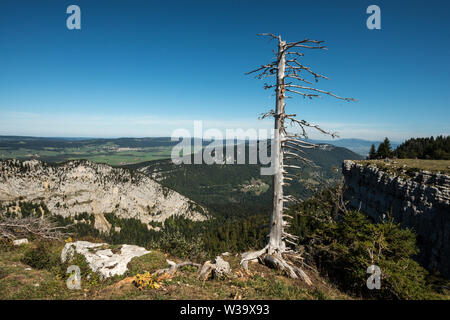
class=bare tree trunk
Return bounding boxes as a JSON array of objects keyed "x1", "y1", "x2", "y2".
[{"x1": 268, "y1": 37, "x2": 286, "y2": 255}]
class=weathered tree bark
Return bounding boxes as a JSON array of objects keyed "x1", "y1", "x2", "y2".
[
  {"x1": 241, "y1": 33, "x2": 356, "y2": 283},
  {"x1": 153, "y1": 259, "x2": 201, "y2": 277},
  {"x1": 268, "y1": 37, "x2": 286, "y2": 256}
]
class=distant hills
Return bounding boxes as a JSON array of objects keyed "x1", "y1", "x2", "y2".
[
  {"x1": 0, "y1": 135, "x2": 398, "y2": 161},
  {"x1": 309, "y1": 138, "x2": 400, "y2": 156}
]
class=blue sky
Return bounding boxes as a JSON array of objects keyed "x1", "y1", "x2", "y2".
[{"x1": 0, "y1": 0, "x2": 449, "y2": 142}]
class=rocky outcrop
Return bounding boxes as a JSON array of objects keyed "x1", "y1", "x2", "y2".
[
  {"x1": 61, "y1": 241, "x2": 150, "y2": 279},
  {"x1": 342, "y1": 160, "x2": 450, "y2": 277},
  {"x1": 213, "y1": 256, "x2": 231, "y2": 278},
  {"x1": 12, "y1": 238, "x2": 28, "y2": 246},
  {"x1": 0, "y1": 159, "x2": 207, "y2": 231}
]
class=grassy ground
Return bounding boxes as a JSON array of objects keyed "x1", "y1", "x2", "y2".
[
  {"x1": 355, "y1": 159, "x2": 450, "y2": 176},
  {"x1": 0, "y1": 240, "x2": 350, "y2": 300}
]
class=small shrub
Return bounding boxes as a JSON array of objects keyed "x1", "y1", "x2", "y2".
[
  {"x1": 153, "y1": 230, "x2": 206, "y2": 262},
  {"x1": 21, "y1": 241, "x2": 61, "y2": 270},
  {"x1": 0, "y1": 239, "x2": 13, "y2": 252},
  {"x1": 133, "y1": 272, "x2": 161, "y2": 290},
  {"x1": 311, "y1": 288, "x2": 329, "y2": 300},
  {"x1": 0, "y1": 268, "x2": 6, "y2": 280},
  {"x1": 309, "y1": 211, "x2": 431, "y2": 299}
]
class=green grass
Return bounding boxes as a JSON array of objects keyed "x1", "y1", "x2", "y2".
[
  {"x1": 126, "y1": 251, "x2": 169, "y2": 276},
  {"x1": 0, "y1": 240, "x2": 351, "y2": 300},
  {"x1": 355, "y1": 159, "x2": 450, "y2": 176}
]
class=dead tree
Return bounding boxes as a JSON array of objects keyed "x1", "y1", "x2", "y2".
[
  {"x1": 0, "y1": 212, "x2": 72, "y2": 241},
  {"x1": 241, "y1": 33, "x2": 356, "y2": 283}
]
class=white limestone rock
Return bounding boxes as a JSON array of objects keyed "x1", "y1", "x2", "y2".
[
  {"x1": 0, "y1": 159, "x2": 208, "y2": 233},
  {"x1": 61, "y1": 241, "x2": 150, "y2": 279},
  {"x1": 13, "y1": 238, "x2": 28, "y2": 246}
]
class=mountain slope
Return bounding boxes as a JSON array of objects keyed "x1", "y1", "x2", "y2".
[
  {"x1": 125, "y1": 144, "x2": 363, "y2": 218},
  {"x1": 0, "y1": 159, "x2": 207, "y2": 232}
]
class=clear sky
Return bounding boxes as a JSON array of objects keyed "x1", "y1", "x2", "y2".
[{"x1": 0, "y1": 0, "x2": 449, "y2": 142}]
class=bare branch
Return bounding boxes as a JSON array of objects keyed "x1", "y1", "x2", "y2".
[
  {"x1": 286, "y1": 52, "x2": 304, "y2": 58},
  {"x1": 284, "y1": 115, "x2": 339, "y2": 138},
  {"x1": 282, "y1": 144, "x2": 307, "y2": 154},
  {"x1": 284, "y1": 135, "x2": 319, "y2": 147},
  {"x1": 286, "y1": 84, "x2": 357, "y2": 102},
  {"x1": 285, "y1": 39, "x2": 325, "y2": 49},
  {"x1": 246, "y1": 63, "x2": 278, "y2": 79},
  {"x1": 264, "y1": 83, "x2": 277, "y2": 90},
  {"x1": 282, "y1": 231, "x2": 299, "y2": 240},
  {"x1": 257, "y1": 33, "x2": 280, "y2": 40},
  {"x1": 283, "y1": 151, "x2": 304, "y2": 158},
  {"x1": 287, "y1": 44, "x2": 327, "y2": 50},
  {"x1": 284, "y1": 73, "x2": 313, "y2": 85},
  {"x1": 283, "y1": 164, "x2": 303, "y2": 170},
  {"x1": 286, "y1": 88, "x2": 320, "y2": 99},
  {"x1": 0, "y1": 214, "x2": 72, "y2": 240},
  {"x1": 286, "y1": 60, "x2": 329, "y2": 81},
  {"x1": 258, "y1": 109, "x2": 275, "y2": 120},
  {"x1": 283, "y1": 138, "x2": 316, "y2": 149}
]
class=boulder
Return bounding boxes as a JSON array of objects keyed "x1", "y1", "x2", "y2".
[
  {"x1": 213, "y1": 256, "x2": 231, "y2": 278},
  {"x1": 61, "y1": 241, "x2": 150, "y2": 279},
  {"x1": 13, "y1": 238, "x2": 28, "y2": 246}
]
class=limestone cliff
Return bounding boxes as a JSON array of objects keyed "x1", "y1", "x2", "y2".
[
  {"x1": 0, "y1": 159, "x2": 208, "y2": 232},
  {"x1": 342, "y1": 160, "x2": 450, "y2": 277}
]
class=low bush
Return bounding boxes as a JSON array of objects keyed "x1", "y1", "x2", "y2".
[
  {"x1": 153, "y1": 230, "x2": 206, "y2": 262},
  {"x1": 0, "y1": 239, "x2": 13, "y2": 252},
  {"x1": 311, "y1": 211, "x2": 431, "y2": 299},
  {"x1": 21, "y1": 241, "x2": 62, "y2": 270}
]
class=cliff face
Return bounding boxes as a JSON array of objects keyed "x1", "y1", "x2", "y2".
[
  {"x1": 342, "y1": 160, "x2": 450, "y2": 277},
  {"x1": 0, "y1": 159, "x2": 207, "y2": 232}
]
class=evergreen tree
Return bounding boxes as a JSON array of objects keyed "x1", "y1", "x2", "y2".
[
  {"x1": 376, "y1": 137, "x2": 392, "y2": 159},
  {"x1": 368, "y1": 144, "x2": 377, "y2": 159},
  {"x1": 393, "y1": 135, "x2": 450, "y2": 159}
]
